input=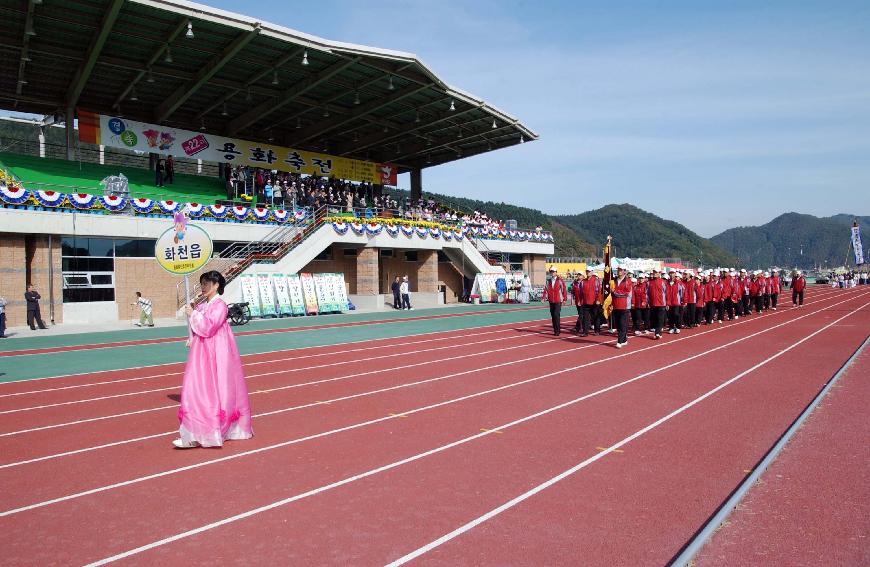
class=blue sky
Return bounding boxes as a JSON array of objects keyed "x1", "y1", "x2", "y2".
[{"x1": 9, "y1": 1, "x2": 870, "y2": 236}]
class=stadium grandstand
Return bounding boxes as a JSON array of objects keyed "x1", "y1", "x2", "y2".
[{"x1": 0, "y1": 0, "x2": 550, "y2": 327}]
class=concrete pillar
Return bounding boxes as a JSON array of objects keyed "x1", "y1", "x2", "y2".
[
  {"x1": 410, "y1": 167, "x2": 422, "y2": 201},
  {"x1": 65, "y1": 106, "x2": 75, "y2": 161},
  {"x1": 418, "y1": 250, "x2": 438, "y2": 293},
  {"x1": 356, "y1": 247, "x2": 379, "y2": 295}
]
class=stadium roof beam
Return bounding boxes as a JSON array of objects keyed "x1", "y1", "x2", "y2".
[
  {"x1": 193, "y1": 48, "x2": 302, "y2": 120},
  {"x1": 111, "y1": 19, "x2": 191, "y2": 111},
  {"x1": 388, "y1": 121, "x2": 520, "y2": 164},
  {"x1": 291, "y1": 82, "x2": 431, "y2": 145},
  {"x1": 65, "y1": 0, "x2": 125, "y2": 110},
  {"x1": 155, "y1": 24, "x2": 262, "y2": 123},
  {"x1": 227, "y1": 57, "x2": 359, "y2": 135},
  {"x1": 335, "y1": 104, "x2": 482, "y2": 156},
  {"x1": 15, "y1": 1, "x2": 38, "y2": 98}
]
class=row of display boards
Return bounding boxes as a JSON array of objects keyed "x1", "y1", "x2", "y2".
[{"x1": 238, "y1": 273, "x2": 349, "y2": 317}]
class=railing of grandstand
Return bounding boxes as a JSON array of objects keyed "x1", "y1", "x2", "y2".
[{"x1": 0, "y1": 138, "x2": 218, "y2": 177}]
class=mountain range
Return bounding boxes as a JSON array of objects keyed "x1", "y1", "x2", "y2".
[
  {"x1": 710, "y1": 213, "x2": 869, "y2": 269},
  {"x1": 416, "y1": 189, "x2": 864, "y2": 269}
]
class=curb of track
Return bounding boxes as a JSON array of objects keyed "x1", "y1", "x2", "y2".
[{"x1": 669, "y1": 329, "x2": 870, "y2": 566}]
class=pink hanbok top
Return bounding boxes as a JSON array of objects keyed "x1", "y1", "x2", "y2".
[{"x1": 178, "y1": 295, "x2": 253, "y2": 447}]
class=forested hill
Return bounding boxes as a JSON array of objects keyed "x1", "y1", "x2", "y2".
[
  {"x1": 554, "y1": 204, "x2": 736, "y2": 266},
  {"x1": 411, "y1": 190, "x2": 735, "y2": 264},
  {"x1": 711, "y1": 213, "x2": 870, "y2": 268}
]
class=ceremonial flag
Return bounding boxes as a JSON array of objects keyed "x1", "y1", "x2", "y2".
[
  {"x1": 600, "y1": 236, "x2": 614, "y2": 319},
  {"x1": 852, "y1": 221, "x2": 865, "y2": 265}
]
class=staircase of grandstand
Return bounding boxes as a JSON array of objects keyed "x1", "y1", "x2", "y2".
[{"x1": 175, "y1": 206, "x2": 327, "y2": 308}]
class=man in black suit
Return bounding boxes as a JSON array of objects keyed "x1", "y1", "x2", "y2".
[
  {"x1": 391, "y1": 276, "x2": 401, "y2": 309},
  {"x1": 25, "y1": 284, "x2": 48, "y2": 330}
]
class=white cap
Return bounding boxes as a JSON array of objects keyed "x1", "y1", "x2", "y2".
[
  {"x1": 796, "y1": 270, "x2": 802, "y2": 275},
  {"x1": 740, "y1": 268, "x2": 747, "y2": 273},
  {"x1": 764, "y1": 271, "x2": 770, "y2": 277},
  {"x1": 631, "y1": 277, "x2": 638, "y2": 283},
  {"x1": 713, "y1": 270, "x2": 720, "y2": 276},
  {"x1": 549, "y1": 266, "x2": 557, "y2": 272},
  {"x1": 730, "y1": 271, "x2": 736, "y2": 275}
]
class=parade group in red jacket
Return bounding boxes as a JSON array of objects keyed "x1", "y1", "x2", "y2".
[{"x1": 545, "y1": 266, "x2": 804, "y2": 348}]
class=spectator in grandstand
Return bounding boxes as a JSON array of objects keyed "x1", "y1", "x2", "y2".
[
  {"x1": 176, "y1": 270, "x2": 253, "y2": 449},
  {"x1": 24, "y1": 284, "x2": 48, "y2": 330},
  {"x1": 400, "y1": 275, "x2": 413, "y2": 310},
  {"x1": 391, "y1": 276, "x2": 401, "y2": 309},
  {"x1": 134, "y1": 292, "x2": 154, "y2": 327},
  {"x1": 165, "y1": 155, "x2": 175, "y2": 184},
  {"x1": 154, "y1": 159, "x2": 165, "y2": 188},
  {"x1": 0, "y1": 293, "x2": 6, "y2": 338}
]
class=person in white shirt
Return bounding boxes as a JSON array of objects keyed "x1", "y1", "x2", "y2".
[
  {"x1": 400, "y1": 275, "x2": 413, "y2": 310},
  {"x1": 0, "y1": 293, "x2": 7, "y2": 338},
  {"x1": 135, "y1": 291, "x2": 154, "y2": 327}
]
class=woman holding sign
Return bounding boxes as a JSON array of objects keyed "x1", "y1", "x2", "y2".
[{"x1": 174, "y1": 270, "x2": 253, "y2": 448}]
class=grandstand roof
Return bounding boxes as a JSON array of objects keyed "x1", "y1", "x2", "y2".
[{"x1": 0, "y1": 0, "x2": 538, "y2": 175}]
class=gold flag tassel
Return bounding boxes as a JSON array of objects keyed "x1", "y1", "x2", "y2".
[{"x1": 600, "y1": 235, "x2": 614, "y2": 320}]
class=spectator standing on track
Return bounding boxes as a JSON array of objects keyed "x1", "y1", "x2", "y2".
[
  {"x1": 176, "y1": 270, "x2": 253, "y2": 449},
  {"x1": 792, "y1": 270, "x2": 806, "y2": 307},
  {"x1": 134, "y1": 291, "x2": 154, "y2": 327},
  {"x1": 694, "y1": 273, "x2": 706, "y2": 326},
  {"x1": 542, "y1": 266, "x2": 567, "y2": 336},
  {"x1": 24, "y1": 284, "x2": 48, "y2": 330},
  {"x1": 683, "y1": 273, "x2": 699, "y2": 329},
  {"x1": 0, "y1": 293, "x2": 6, "y2": 338},
  {"x1": 400, "y1": 275, "x2": 413, "y2": 310},
  {"x1": 391, "y1": 276, "x2": 401, "y2": 309},
  {"x1": 518, "y1": 273, "x2": 531, "y2": 304},
  {"x1": 611, "y1": 267, "x2": 633, "y2": 348}
]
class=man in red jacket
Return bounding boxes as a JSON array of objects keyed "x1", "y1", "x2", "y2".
[
  {"x1": 632, "y1": 273, "x2": 650, "y2": 336},
  {"x1": 612, "y1": 266, "x2": 633, "y2": 348},
  {"x1": 740, "y1": 269, "x2": 752, "y2": 316},
  {"x1": 683, "y1": 272, "x2": 699, "y2": 329},
  {"x1": 571, "y1": 272, "x2": 586, "y2": 333},
  {"x1": 702, "y1": 272, "x2": 715, "y2": 324},
  {"x1": 648, "y1": 269, "x2": 668, "y2": 339},
  {"x1": 721, "y1": 270, "x2": 734, "y2": 321},
  {"x1": 666, "y1": 270, "x2": 684, "y2": 334},
  {"x1": 694, "y1": 273, "x2": 706, "y2": 326},
  {"x1": 732, "y1": 270, "x2": 744, "y2": 318},
  {"x1": 753, "y1": 271, "x2": 766, "y2": 314},
  {"x1": 762, "y1": 271, "x2": 772, "y2": 310},
  {"x1": 581, "y1": 268, "x2": 602, "y2": 336},
  {"x1": 792, "y1": 270, "x2": 806, "y2": 307},
  {"x1": 542, "y1": 266, "x2": 567, "y2": 336},
  {"x1": 769, "y1": 271, "x2": 780, "y2": 310}
]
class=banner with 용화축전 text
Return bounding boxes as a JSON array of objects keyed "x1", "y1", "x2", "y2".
[{"x1": 77, "y1": 110, "x2": 397, "y2": 185}]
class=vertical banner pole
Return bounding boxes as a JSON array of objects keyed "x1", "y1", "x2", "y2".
[{"x1": 184, "y1": 274, "x2": 192, "y2": 340}]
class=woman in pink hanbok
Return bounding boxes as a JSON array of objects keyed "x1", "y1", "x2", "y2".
[{"x1": 174, "y1": 271, "x2": 253, "y2": 448}]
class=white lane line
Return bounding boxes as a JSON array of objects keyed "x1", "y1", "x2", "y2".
[
  {"x1": 4, "y1": 291, "x2": 863, "y2": 519},
  {"x1": 0, "y1": 288, "x2": 851, "y2": 462},
  {"x1": 0, "y1": 331, "x2": 560, "y2": 437},
  {"x1": 0, "y1": 319, "x2": 547, "y2": 399},
  {"x1": 83, "y1": 295, "x2": 870, "y2": 567},
  {"x1": 0, "y1": 328, "x2": 545, "y2": 414},
  {"x1": 384, "y1": 298, "x2": 870, "y2": 566},
  {"x1": 0, "y1": 307, "x2": 549, "y2": 380}
]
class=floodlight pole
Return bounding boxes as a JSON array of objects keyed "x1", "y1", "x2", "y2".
[
  {"x1": 410, "y1": 168, "x2": 422, "y2": 201},
  {"x1": 65, "y1": 107, "x2": 75, "y2": 161}
]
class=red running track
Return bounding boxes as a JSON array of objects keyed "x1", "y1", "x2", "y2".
[
  {"x1": 695, "y1": 333, "x2": 870, "y2": 567},
  {"x1": 0, "y1": 286, "x2": 865, "y2": 566}
]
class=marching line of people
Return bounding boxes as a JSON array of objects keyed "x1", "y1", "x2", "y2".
[{"x1": 544, "y1": 266, "x2": 809, "y2": 348}]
